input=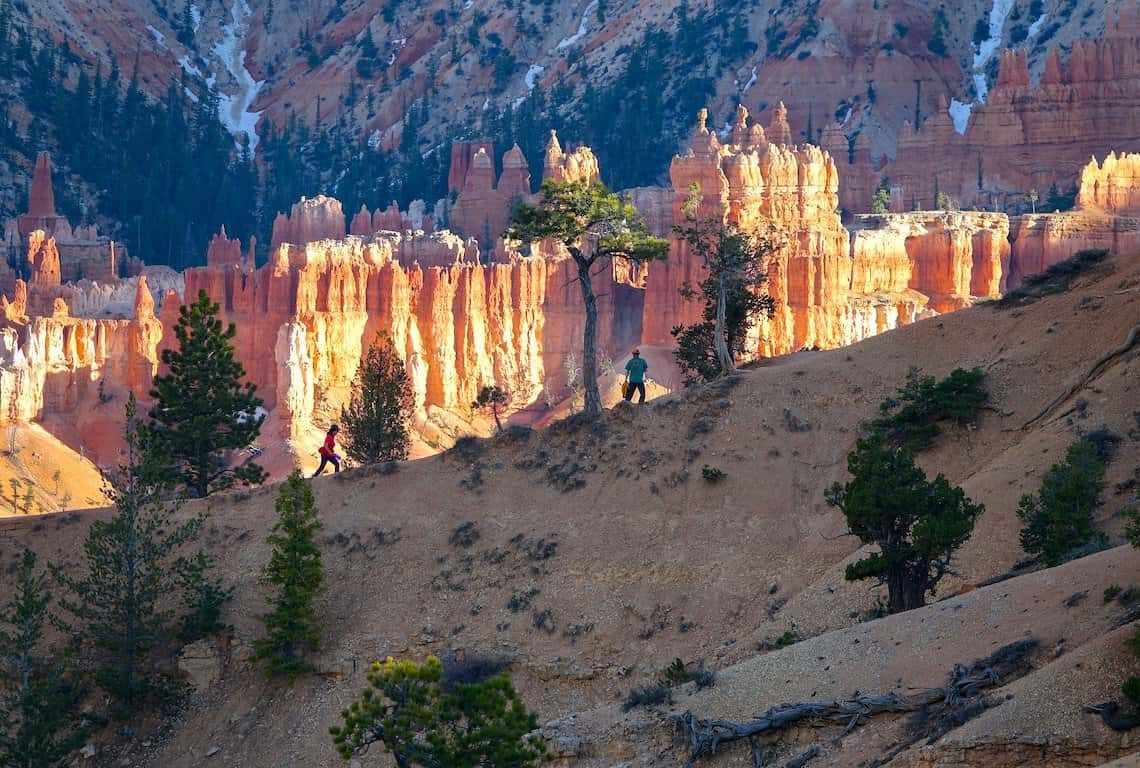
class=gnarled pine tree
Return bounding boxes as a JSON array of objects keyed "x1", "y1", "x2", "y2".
[
  {"x1": 671, "y1": 185, "x2": 777, "y2": 383},
  {"x1": 506, "y1": 179, "x2": 667, "y2": 415},
  {"x1": 826, "y1": 434, "x2": 983, "y2": 613}
]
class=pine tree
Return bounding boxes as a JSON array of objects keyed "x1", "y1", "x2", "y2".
[
  {"x1": 0, "y1": 550, "x2": 93, "y2": 768},
  {"x1": 254, "y1": 472, "x2": 323, "y2": 677},
  {"x1": 472, "y1": 385, "x2": 510, "y2": 432},
  {"x1": 506, "y1": 180, "x2": 668, "y2": 415},
  {"x1": 1018, "y1": 436, "x2": 1115, "y2": 566},
  {"x1": 148, "y1": 290, "x2": 266, "y2": 497},
  {"x1": 340, "y1": 332, "x2": 414, "y2": 464},
  {"x1": 670, "y1": 185, "x2": 777, "y2": 383},
  {"x1": 54, "y1": 394, "x2": 206, "y2": 712},
  {"x1": 330, "y1": 656, "x2": 549, "y2": 767},
  {"x1": 826, "y1": 434, "x2": 983, "y2": 613}
]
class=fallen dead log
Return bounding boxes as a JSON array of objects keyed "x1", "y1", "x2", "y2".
[{"x1": 671, "y1": 639, "x2": 1038, "y2": 766}]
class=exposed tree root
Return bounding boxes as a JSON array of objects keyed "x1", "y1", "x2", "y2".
[
  {"x1": 1021, "y1": 323, "x2": 1140, "y2": 430},
  {"x1": 670, "y1": 640, "x2": 1038, "y2": 766},
  {"x1": 1083, "y1": 702, "x2": 1140, "y2": 732}
]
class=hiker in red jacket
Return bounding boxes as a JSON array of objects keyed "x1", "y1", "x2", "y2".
[{"x1": 313, "y1": 424, "x2": 341, "y2": 476}]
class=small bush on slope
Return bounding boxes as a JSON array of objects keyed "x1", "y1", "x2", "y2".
[
  {"x1": 1017, "y1": 433, "x2": 1118, "y2": 567},
  {"x1": 994, "y1": 249, "x2": 1110, "y2": 309},
  {"x1": 868, "y1": 367, "x2": 988, "y2": 452}
]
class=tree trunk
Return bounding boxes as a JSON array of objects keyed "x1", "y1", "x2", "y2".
[
  {"x1": 886, "y1": 563, "x2": 926, "y2": 613},
  {"x1": 576, "y1": 256, "x2": 602, "y2": 416},
  {"x1": 714, "y1": 276, "x2": 734, "y2": 377}
]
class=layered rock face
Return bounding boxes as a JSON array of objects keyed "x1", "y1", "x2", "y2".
[
  {"x1": 0, "y1": 277, "x2": 162, "y2": 463},
  {"x1": 827, "y1": 15, "x2": 1140, "y2": 213},
  {"x1": 449, "y1": 132, "x2": 602, "y2": 249},
  {"x1": 1, "y1": 133, "x2": 1135, "y2": 468},
  {"x1": 643, "y1": 109, "x2": 1017, "y2": 356},
  {"x1": 5, "y1": 153, "x2": 128, "y2": 286},
  {"x1": 269, "y1": 196, "x2": 347, "y2": 247},
  {"x1": 448, "y1": 146, "x2": 528, "y2": 249},
  {"x1": 1009, "y1": 152, "x2": 1140, "y2": 287},
  {"x1": 175, "y1": 229, "x2": 637, "y2": 446}
]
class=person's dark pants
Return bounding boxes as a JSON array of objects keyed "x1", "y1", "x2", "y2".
[
  {"x1": 314, "y1": 454, "x2": 340, "y2": 476},
  {"x1": 624, "y1": 381, "x2": 646, "y2": 404}
]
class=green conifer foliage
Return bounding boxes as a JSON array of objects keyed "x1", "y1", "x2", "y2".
[
  {"x1": 255, "y1": 472, "x2": 323, "y2": 677},
  {"x1": 341, "y1": 332, "x2": 414, "y2": 464},
  {"x1": 506, "y1": 180, "x2": 667, "y2": 414},
  {"x1": 826, "y1": 435, "x2": 983, "y2": 613},
  {"x1": 1018, "y1": 436, "x2": 1114, "y2": 566},
  {"x1": 0, "y1": 550, "x2": 93, "y2": 767},
  {"x1": 330, "y1": 656, "x2": 549, "y2": 767},
  {"x1": 53, "y1": 395, "x2": 207, "y2": 713},
  {"x1": 148, "y1": 290, "x2": 266, "y2": 498}
]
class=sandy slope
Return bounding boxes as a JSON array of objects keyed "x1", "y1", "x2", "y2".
[
  {"x1": 0, "y1": 253, "x2": 1137, "y2": 767},
  {"x1": 0, "y1": 422, "x2": 107, "y2": 517}
]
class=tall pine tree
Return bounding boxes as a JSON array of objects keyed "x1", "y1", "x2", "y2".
[
  {"x1": 54, "y1": 394, "x2": 206, "y2": 712},
  {"x1": 149, "y1": 290, "x2": 266, "y2": 497},
  {"x1": 254, "y1": 471, "x2": 323, "y2": 677},
  {"x1": 340, "y1": 332, "x2": 414, "y2": 464},
  {"x1": 0, "y1": 550, "x2": 93, "y2": 768}
]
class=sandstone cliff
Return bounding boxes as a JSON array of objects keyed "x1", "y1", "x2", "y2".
[{"x1": 827, "y1": 16, "x2": 1140, "y2": 213}]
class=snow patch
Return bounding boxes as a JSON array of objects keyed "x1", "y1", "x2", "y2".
[
  {"x1": 178, "y1": 55, "x2": 203, "y2": 79},
  {"x1": 368, "y1": 130, "x2": 382, "y2": 149},
  {"x1": 972, "y1": 0, "x2": 1015, "y2": 104},
  {"x1": 948, "y1": 99, "x2": 973, "y2": 134},
  {"x1": 524, "y1": 64, "x2": 545, "y2": 91},
  {"x1": 1028, "y1": 13, "x2": 1048, "y2": 38},
  {"x1": 189, "y1": 3, "x2": 201, "y2": 32},
  {"x1": 840, "y1": 106, "x2": 853, "y2": 127},
  {"x1": 557, "y1": 1, "x2": 598, "y2": 50},
  {"x1": 183, "y1": 86, "x2": 199, "y2": 104},
  {"x1": 741, "y1": 66, "x2": 757, "y2": 93},
  {"x1": 213, "y1": 0, "x2": 265, "y2": 151},
  {"x1": 146, "y1": 25, "x2": 166, "y2": 48},
  {"x1": 482, "y1": 98, "x2": 491, "y2": 111}
]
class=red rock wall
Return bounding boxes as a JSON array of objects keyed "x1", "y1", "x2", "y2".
[{"x1": 827, "y1": 22, "x2": 1140, "y2": 213}]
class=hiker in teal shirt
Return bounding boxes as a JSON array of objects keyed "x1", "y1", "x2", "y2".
[{"x1": 624, "y1": 348, "x2": 648, "y2": 403}]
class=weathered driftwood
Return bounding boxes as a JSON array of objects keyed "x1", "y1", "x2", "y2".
[
  {"x1": 1083, "y1": 701, "x2": 1140, "y2": 732},
  {"x1": 670, "y1": 639, "x2": 1038, "y2": 767}
]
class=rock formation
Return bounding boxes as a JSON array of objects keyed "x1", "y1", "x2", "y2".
[
  {"x1": 270, "y1": 196, "x2": 347, "y2": 247},
  {"x1": 1, "y1": 126, "x2": 1136, "y2": 469},
  {"x1": 826, "y1": 17, "x2": 1140, "y2": 213},
  {"x1": 1077, "y1": 151, "x2": 1140, "y2": 215},
  {"x1": 172, "y1": 228, "x2": 636, "y2": 446},
  {"x1": 26, "y1": 231, "x2": 61, "y2": 288},
  {"x1": 1009, "y1": 153, "x2": 1140, "y2": 287},
  {"x1": 7, "y1": 153, "x2": 127, "y2": 285}
]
